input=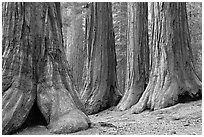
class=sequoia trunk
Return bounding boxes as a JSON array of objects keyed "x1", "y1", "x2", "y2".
[
  {"x1": 80, "y1": 2, "x2": 120, "y2": 114},
  {"x1": 116, "y1": 2, "x2": 149, "y2": 111},
  {"x1": 130, "y1": 2, "x2": 201, "y2": 114},
  {"x1": 2, "y1": 2, "x2": 90, "y2": 134},
  {"x1": 65, "y1": 8, "x2": 85, "y2": 93}
]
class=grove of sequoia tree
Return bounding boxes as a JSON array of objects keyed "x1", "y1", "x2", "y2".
[
  {"x1": 116, "y1": 2, "x2": 149, "y2": 111},
  {"x1": 80, "y1": 2, "x2": 121, "y2": 114},
  {"x1": 2, "y1": 2, "x2": 90, "y2": 134},
  {"x1": 130, "y1": 2, "x2": 202, "y2": 114}
]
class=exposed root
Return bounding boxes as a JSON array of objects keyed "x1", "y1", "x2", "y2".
[
  {"x1": 2, "y1": 75, "x2": 35, "y2": 135},
  {"x1": 48, "y1": 109, "x2": 90, "y2": 134},
  {"x1": 130, "y1": 89, "x2": 149, "y2": 114},
  {"x1": 116, "y1": 81, "x2": 144, "y2": 111}
]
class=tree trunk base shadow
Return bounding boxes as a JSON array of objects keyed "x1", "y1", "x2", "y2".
[
  {"x1": 12, "y1": 98, "x2": 48, "y2": 134},
  {"x1": 178, "y1": 89, "x2": 202, "y2": 103}
]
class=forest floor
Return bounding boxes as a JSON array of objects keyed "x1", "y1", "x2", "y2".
[{"x1": 16, "y1": 99, "x2": 202, "y2": 135}]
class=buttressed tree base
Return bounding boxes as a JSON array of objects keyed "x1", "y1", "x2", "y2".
[
  {"x1": 130, "y1": 2, "x2": 201, "y2": 114},
  {"x1": 2, "y1": 2, "x2": 90, "y2": 134}
]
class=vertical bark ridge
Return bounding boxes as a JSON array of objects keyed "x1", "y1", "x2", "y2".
[
  {"x1": 2, "y1": 3, "x2": 36, "y2": 134},
  {"x1": 64, "y1": 7, "x2": 85, "y2": 93},
  {"x1": 116, "y1": 2, "x2": 149, "y2": 111}
]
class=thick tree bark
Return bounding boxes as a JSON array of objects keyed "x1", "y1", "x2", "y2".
[
  {"x1": 116, "y1": 58, "x2": 126, "y2": 95},
  {"x1": 80, "y1": 2, "x2": 120, "y2": 114},
  {"x1": 130, "y1": 2, "x2": 202, "y2": 114},
  {"x1": 116, "y1": 2, "x2": 149, "y2": 111},
  {"x1": 65, "y1": 8, "x2": 85, "y2": 93},
  {"x1": 2, "y1": 2, "x2": 90, "y2": 135}
]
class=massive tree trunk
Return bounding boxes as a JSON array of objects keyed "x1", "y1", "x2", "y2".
[
  {"x1": 65, "y1": 8, "x2": 85, "y2": 93},
  {"x1": 80, "y1": 2, "x2": 120, "y2": 114},
  {"x1": 130, "y1": 2, "x2": 202, "y2": 114},
  {"x1": 112, "y1": 2, "x2": 128, "y2": 96},
  {"x1": 116, "y1": 2, "x2": 149, "y2": 111},
  {"x1": 2, "y1": 2, "x2": 90, "y2": 135}
]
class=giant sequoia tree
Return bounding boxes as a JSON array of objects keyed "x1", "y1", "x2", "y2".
[
  {"x1": 80, "y1": 2, "x2": 120, "y2": 114},
  {"x1": 2, "y1": 2, "x2": 90, "y2": 134},
  {"x1": 116, "y1": 2, "x2": 149, "y2": 111},
  {"x1": 130, "y1": 2, "x2": 202, "y2": 114},
  {"x1": 64, "y1": 5, "x2": 86, "y2": 93}
]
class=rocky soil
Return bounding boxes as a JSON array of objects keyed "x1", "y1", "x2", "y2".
[{"x1": 16, "y1": 100, "x2": 202, "y2": 135}]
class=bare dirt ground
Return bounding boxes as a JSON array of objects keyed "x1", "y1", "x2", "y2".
[{"x1": 16, "y1": 100, "x2": 202, "y2": 135}]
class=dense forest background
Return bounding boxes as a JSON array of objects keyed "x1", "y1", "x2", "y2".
[{"x1": 2, "y1": 2, "x2": 202, "y2": 135}]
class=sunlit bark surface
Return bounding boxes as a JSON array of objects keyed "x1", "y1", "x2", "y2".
[
  {"x1": 65, "y1": 8, "x2": 85, "y2": 93},
  {"x1": 2, "y1": 2, "x2": 90, "y2": 134}
]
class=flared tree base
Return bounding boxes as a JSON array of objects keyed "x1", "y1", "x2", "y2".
[{"x1": 49, "y1": 109, "x2": 91, "y2": 134}]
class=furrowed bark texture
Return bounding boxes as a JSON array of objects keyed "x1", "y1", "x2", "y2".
[
  {"x1": 80, "y1": 2, "x2": 120, "y2": 114},
  {"x1": 116, "y1": 58, "x2": 126, "y2": 95},
  {"x1": 130, "y1": 2, "x2": 202, "y2": 114},
  {"x1": 2, "y1": 2, "x2": 90, "y2": 135},
  {"x1": 65, "y1": 9, "x2": 85, "y2": 93},
  {"x1": 116, "y1": 2, "x2": 149, "y2": 111}
]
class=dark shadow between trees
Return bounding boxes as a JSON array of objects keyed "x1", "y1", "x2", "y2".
[
  {"x1": 11, "y1": 98, "x2": 48, "y2": 134},
  {"x1": 178, "y1": 89, "x2": 202, "y2": 103}
]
